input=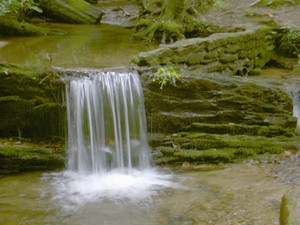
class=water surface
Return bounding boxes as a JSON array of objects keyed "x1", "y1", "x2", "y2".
[
  {"x1": 1, "y1": 159, "x2": 298, "y2": 225},
  {"x1": 0, "y1": 23, "x2": 156, "y2": 68}
]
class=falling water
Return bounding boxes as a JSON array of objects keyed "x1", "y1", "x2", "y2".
[
  {"x1": 293, "y1": 90, "x2": 300, "y2": 133},
  {"x1": 50, "y1": 69, "x2": 177, "y2": 209},
  {"x1": 64, "y1": 70, "x2": 151, "y2": 174}
]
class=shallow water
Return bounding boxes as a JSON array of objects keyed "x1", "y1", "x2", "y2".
[
  {"x1": 0, "y1": 23, "x2": 156, "y2": 68},
  {"x1": 1, "y1": 158, "x2": 298, "y2": 225},
  {"x1": 1, "y1": 21, "x2": 300, "y2": 225}
]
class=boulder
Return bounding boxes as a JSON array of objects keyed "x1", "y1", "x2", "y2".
[{"x1": 39, "y1": 0, "x2": 104, "y2": 24}]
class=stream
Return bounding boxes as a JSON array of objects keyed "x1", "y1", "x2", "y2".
[
  {"x1": 0, "y1": 23, "x2": 157, "y2": 68},
  {"x1": 0, "y1": 24, "x2": 300, "y2": 225},
  {"x1": 0, "y1": 159, "x2": 299, "y2": 225}
]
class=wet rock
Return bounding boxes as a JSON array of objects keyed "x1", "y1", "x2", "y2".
[
  {"x1": 0, "y1": 63, "x2": 65, "y2": 140},
  {"x1": 0, "y1": 17, "x2": 64, "y2": 36},
  {"x1": 143, "y1": 71, "x2": 298, "y2": 165},
  {"x1": 0, "y1": 143, "x2": 65, "y2": 174},
  {"x1": 132, "y1": 26, "x2": 275, "y2": 75},
  {"x1": 39, "y1": 0, "x2": 104, "y2": 24}
]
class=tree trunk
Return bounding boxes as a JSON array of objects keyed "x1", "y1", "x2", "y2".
[
  {"x1": 160, "y1": 0, "x2": 190, "y2": 21},
  {"x1": 39, "y1": 0, "x2": 104, "y2": 24}
]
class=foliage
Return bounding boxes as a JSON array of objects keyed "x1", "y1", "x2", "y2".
[
  {"x1": 0, "y1": 0, "x2": 42, "y2": 18},
  {"x1": 150, "y1": 66, "x2": 181, "y2": 89},
  {"x1": 275, "y1": 25, "x2": 300, "y2": 70},
  {"x1": 281, "y1": 29, "x2": 299, "y2": 55}
]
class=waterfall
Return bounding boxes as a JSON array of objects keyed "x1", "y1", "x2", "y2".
[
  {"x1": 293, "y1": 90, "x2": 300, "y2": 133},
  {"x1": 64, "y1": 70, "x2": 151, "y2": 175}
]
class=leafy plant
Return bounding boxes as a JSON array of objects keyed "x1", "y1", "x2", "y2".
[
  {"x1": 150, "y1": 66, "x2": 181, "y2": 89},
  {"x1": 276, "y1": 25, "x2": 300, "y2": 71},
  {"x1": 0, "y1": 0, "x2": 43, "y2": 18},
  {"x1": 280, "y1": 28, "x2": 300, "y2": 55}
]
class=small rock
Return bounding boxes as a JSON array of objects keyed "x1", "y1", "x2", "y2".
[{"x1": 182, "y1": 161, "x2": 191, "y2": 168}]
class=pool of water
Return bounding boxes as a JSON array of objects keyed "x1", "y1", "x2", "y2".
[
  {"x1": 1, "y1": 158, "x2": 298, "y2": 225},
  {"x1": 1, "y1": 22, "x2": 300, "y2": 225},
  {"x1": 0, "y1": 23, "x2": 157, "y2": 68}
]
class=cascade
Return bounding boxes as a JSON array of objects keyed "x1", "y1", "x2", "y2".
[
  {"x1": 293, "y1": 90, "x2": 300, "y2": 133},
  {"x1": 64, "y1": 70, "x2": 151, "y2": 175}
]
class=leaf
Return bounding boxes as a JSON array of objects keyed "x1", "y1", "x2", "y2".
[{"x1": 30, "y1": 5, "x2": 43, "y2": 13}]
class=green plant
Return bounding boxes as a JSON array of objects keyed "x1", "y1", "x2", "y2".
[
  {"x1": 0, "y1": 0, "x2": 42, "y2": 18},
  {"x1": 150, "y1": 66, "x2": 181, "y2": 89},
  {"x1": 281, "y1": 29, "x2": 299, "y2": 55},
  {"x1": 277, "y1": 25, "x2": 300, "y2": 70}
]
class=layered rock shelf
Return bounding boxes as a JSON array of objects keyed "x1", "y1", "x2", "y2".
[
  {"x1": 141, "y1": 72, "x2": 299, "y2": 165},
  {"x1": 132, "y1": 26, "x2": 275, "y2": 76}
]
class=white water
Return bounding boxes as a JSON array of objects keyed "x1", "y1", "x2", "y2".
[
  {"x1": 293, "y1": 90, "x2": 300, "y2": 133},
  {"x1": 65, "y1": 70, "x2": 151, "y2": 174},
  {"x1": 59, "y1": 69, "x2": 178, "y2": 209}
]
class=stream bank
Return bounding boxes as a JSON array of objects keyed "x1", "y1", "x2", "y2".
[{"x1": 0, "y1": 0, "x2": 300, "y2": 223}]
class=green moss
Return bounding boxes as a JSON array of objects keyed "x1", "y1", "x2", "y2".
[
  {"x1": 134, "y1": 20, "x2": 184, "y2": 43},
  {"x1": 184, "y1": 122, "x2": 296, "y2": 137},
  {"x1": 0, "y1": 145, "x2": 65, "y2": 174},
  {"x1": 156, "y1": 146, "x2": 179, "y2": 156},
  {"x1": 175, "y1": 148, "x2": 235, "y2": 163},
  {"x1": 151, "y1": 132, "x2": 298, "y2": 165},
  {"x1": 0, "y1": 63, "x2": 65, "y2": 140},
  {"x1": 39, "y1": 0, "x2": 103, "y2": 24},
  {"x1": 0, "y1": 17, "x2": 64, "y2": 36},
  {"x1": 0, "y1": 96, "x2": 21, "y2": 103}
]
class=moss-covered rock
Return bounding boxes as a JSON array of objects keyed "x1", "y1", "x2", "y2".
[
  {"x1": 39, "y1": 0, "x2": 104, "y2": 24},
  {"x1": 0, "y1": 17, "x2": 64, "y2": 36},
  {"x1": 142, "y1": 69, "x2": 298, "y2": 165},
  {"x1": 143, "y1": 72, "x2": 296, "y2": 134},
  {"x1": 0, "y1": 63, "x2": 65, "y2": 141},
  {"x1": 132, "y1": 26, "x2": 276, "y2": 75},
  {"x1": 150, "y1": 132, "x2": 298, "y2": 165},
  {"x1": 0, "y1": 142, "x2": 65, "y2": 174}
]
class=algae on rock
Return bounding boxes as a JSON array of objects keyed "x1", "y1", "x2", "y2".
[
  {"x1": 39, "y1": 0, "x2": 104, "y2": 24},
  {"x1": 0, "y1": 63, "x2": 65, "y2": 141},
  {"x1": 142, "y1": 71, "x2": 298, "y2": 165},
  {"x1": 134, "y1": 0, "x2": 219, "y2": 43},
  {"x1": 0, "y1": 143, "x2": 65, "y2": 174},
  {"x1": 0, "y1": 63, "x2": 66, "y2": 174}
]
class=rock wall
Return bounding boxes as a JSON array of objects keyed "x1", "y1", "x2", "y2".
[
  {"x1": 132, "y1": 26, "x2": 275, "y2": 76},
  {"x1": 142, "y1": 72, "x2": 298, "y2": 165},
  {"x1": 0, "y1": 64, "x2": 65, "y2": 141}
]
